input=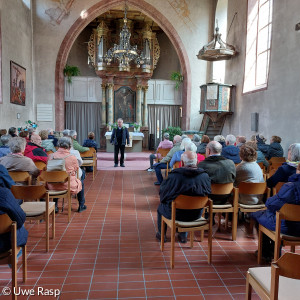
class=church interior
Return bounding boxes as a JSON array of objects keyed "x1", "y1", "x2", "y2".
[{"x1": 0, "y1": 0, "x2": 300, "y2": 299}]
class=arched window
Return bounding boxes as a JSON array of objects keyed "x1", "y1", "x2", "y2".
[{"x1": 243, "y1": 0, "x2": 273, "y2": 93}]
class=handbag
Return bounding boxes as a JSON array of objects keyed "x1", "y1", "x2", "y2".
[{"x1": 46, "y1": 154, "x2": 72, "y2": 171}]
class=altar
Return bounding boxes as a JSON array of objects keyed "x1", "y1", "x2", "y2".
[{"x1": 105, "y1": 132, "x2": 144, "y2": 153}]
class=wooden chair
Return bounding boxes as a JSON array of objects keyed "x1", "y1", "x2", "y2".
[
  {"x1": 257, "y1": 204, "x2": 300, "y2": 264},
  {"x1": 272, "y1": 182, "x2": 285, "y2": 196},
  {"x1": 173, "y1": 161, "x2": 180, "y2": 169},
  {"x1": 269, "y1": 162, "x2": 284, "y2": 172},
  {"x1": 246, "y1": 252, "x2": 300, "y2": 300},
  {"x1": 46, "y1": 150, "x2": 54, "y2": 156},
  {"x1": 269, "y1": 157, "x2": 286, "y2": 164},
  {"x1": 34, "y1": 161, "x2": 47, "y2": 171},
  {"x1": 258, "y1": 162, "x2": 266, "y2": 173},
  {"x1": 38, "y1": 171, "x2": 71, "y2": 222},
  {"x1": 8, "y1": 171, "x2": 31, "y2": 185},
  {"x1": 11, "y1": 185, "x2": 55, "y2": 252},
  {"x1": 0, "y1": 214, "x2": 27, "y2": 299},
  {"x1": 155, "y1": 148, "x2": 170, "y2": 163},
  {"x1": 80, "y1": 147, "x2": 97, "y2": 180},
  {"x1": 161, "y1": 195, "x2": 212, "y2": 268},
  {"x1": 210, "y1": 183, "x2": 239, "y2": 241},
  {"x1": 267, "y1": 168, "x2": 277, "y2": 179}
]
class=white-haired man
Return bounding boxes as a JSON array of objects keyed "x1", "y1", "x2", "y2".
[
  {"x1": 221, "y1": 134, "x2": 241, "y2": 163},
  {"x1": 156, "y1": 151, "x2": 211, "y2": 243},
  {"x1": 69, "y1": 130, "x2": 89, "y2": 153}
]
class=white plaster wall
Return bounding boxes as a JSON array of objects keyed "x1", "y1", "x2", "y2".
[
  {"x1": 32, "y1": 0, "x2": 213, "y2": 131},
  {"x1": 0, "y1": 0, "x2": 33, "y2": 130},
  {"x1": 223, "y1": 0, "x2": 300, "y2": 155}
]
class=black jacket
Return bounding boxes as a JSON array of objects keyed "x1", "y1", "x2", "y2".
[
  {"x1": 267, "y1": 142, "x2": 284, "y2": 160},
  {"x1": 267, "y1": 163, "x2": 297, "y2": 188},
  {"x1": 221, "y1": 145, "x2": 241, "y2": 163},
  {"x1": 197, "y1": 143, "x2": 208, "y2": 154},
  {"x1": 257, "y1": 142, "x2": 270, "y2": 158},
  {"x1": 198, "y1": 155, "x2": 236, "y2": 183},
  {"x1": 110, "y1": 127, "x2": 130, "y2": 146}
]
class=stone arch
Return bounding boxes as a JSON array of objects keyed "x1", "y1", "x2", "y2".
[{"x1": 55, "y1": 0, "x2": 191, "y2": 131}]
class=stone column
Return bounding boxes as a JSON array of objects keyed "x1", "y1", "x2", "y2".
[
  {"x1": 101, "y1": 83, "x2": 106, "y2": 125},
  {"x1": 136, "y1": 85, "x2": 142, "y2": 125},
  {"x1": 107, "y1": 83, "x2": 114, "y2": 123},
  {"x1": 142, "y1": 86, "x2": 148, "y2": 127}
]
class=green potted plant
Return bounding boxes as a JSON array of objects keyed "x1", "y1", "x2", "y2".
[
  {"x1": 63, "y1": 65, "x2": 80, "y2": 84},
  {"x1": 162, "y1": 126, "x2": 182, "y2": 141},
  {"x1": 170, "y1": 71, "x2": 183, "y2": 90}
]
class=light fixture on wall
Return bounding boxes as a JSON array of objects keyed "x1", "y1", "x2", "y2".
[
  {"x1": 197, "y1": 20, "x2": 237, "y2": 61},
  {"x1": 104, "y1": 1, "x2": 149, "y2": 71},
  {"x1": 17, "y1": 113, "x2": 21, "y2": 119}
]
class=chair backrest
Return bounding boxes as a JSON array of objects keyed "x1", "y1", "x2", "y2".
[
  {"x1": 211, "y1": 183, "x2": 234, "y2": 195},
  {"x1": 11, "y1": 185, "x2": 47, "y2": 201},
  {"x1": 278, "y1": 204, "x2": 300, "y2": 222},
  {"x1": 238, "y1": 182, "x2": 268, "y2": 195},
  {"x1": 34, "y1": 161, "x2": 47, "y2": 171},
  {"x1": 270, "y1": 162, "x2": 283, "y2": 171},
  {"x1": 157, "y1": 148, "x2": 170, "y2": 158},
  {"x1": 8, "y1": 171, "x2": 31, "y2": 185},
  {"x1": 273, "y1": 252, "x2": 300, "y2": 280},
  {"x1": 46, "y1": 150, "x2": 54, "y2": 156},
  {"x1": 80, "y1": 148, "x2": 96, "y2": 158},
  {"x1": 273, "y1": 182, "x2": 285, "y2": 195},
  {"x1": 257, "y1": 162, "x2": 264, "y2": 170},
  {"x1": 173, "y1": 161, "x2": 180, "y2": 169},
  {"x1": 268, "y1": 168, "x2": 277, "y2": 178},
  {"x1": 0, "y1": 214, "x2": 13, "y2": 235},
  {"x1": 39, "y1": 170, "x2": 69, "y2": 183},
  {"x1": 174, "y1": 195, "x2": 209, "y2": 210},
  {"x1": 269, "y1": 157, "x2": 286, "y2": 164}
]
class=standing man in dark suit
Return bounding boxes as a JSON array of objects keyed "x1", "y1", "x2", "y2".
[{"x1": 110, "y1": 118, "x2": 130, "y2": 167}]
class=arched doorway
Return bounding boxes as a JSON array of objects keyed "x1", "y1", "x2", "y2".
[{"x1": 55, "y1": 0, "x2": 191, "y2": 131}]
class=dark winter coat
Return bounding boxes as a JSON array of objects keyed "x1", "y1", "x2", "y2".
[
  {"x1": 83, "y1": 139, "x2": 98, "y2": 151},
  {"x1": 24, "y1": 142, "x2": 48, "y2": 163},
  {"x1": 252, "y1": 173, "x2": 300, "y2": 236},
  {"x1": 0, "y1": 187, "x2": 28, "y2": 252},
  {"x1": 0, "y1": 165, "x2": 15, "y2": 189},
  {"x1": 197, "y1": 143, "x2": 208, "y2": 154},
  {"x1": 110, "y1": 127, "x2": 130, "y2": 146},
  {"x1": 221, "y1": 145, "x2": 241, "y2": 163},
  {"x1": 158, "y1": 167, "x2": 211, "y2": 220},
  {"x1": 267, "y1": 142, "x2": 284, "y2": 160},
  {"x1": 267, "y1": 163, "x2": 297, "y2": 188},
  {"x1": 257, "y1": 142, "x2": 270, "y2": 158},
  {"x1": 48, "y1": 134, "x2": 58, "y2": 147}
]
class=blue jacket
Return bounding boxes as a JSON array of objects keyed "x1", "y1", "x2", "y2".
[
  {"x1": 0, "y1": 165, "x2": 15, "y2": 189},
  {"x1": 257, "y1": 142, "x2": 270, "y2": 158},
  {"x1": 257, "y1": 150, "x2": 269, "y2": 168},
  {"x1": 48, "y1": 135, "x2": 58, "y2": 147},
  {"x1": 267, "y1": 163, "x2": 297, "y2": 188},
  {"x1": 197, "y1": 143, "x2": 207, "y2": 154},
  {"x1": 169, "y1": 150, "x2": 184, "y2": 168},
  {"x1": 252, "y1": 173, "x2": 300, "y2": 236},
  {"x1": 110, "y1": 127, "x2": 130, "y2": 146},
  {"x1": 83, "y1": 139, "x2": 98, "y2": 151},
  {"x1": 0, "y1": 146, "x2": 10, "y2": 158},
  {"x1": 267, "y1": 142, "x2": 284, "y2": 160},
  {"x1": 0, "y1": 187, "x2": 28, "y2": 252},
  {"x1": 221, "y1": 145, "x2": 241, "y2": 163}
]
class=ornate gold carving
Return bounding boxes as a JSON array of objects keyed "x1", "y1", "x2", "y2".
[
  {"x1": 137, "y1": 85, "x2": 143, "y2": 91},
  {"x1": 153, "y1": 37, "x2": 160, "y2": 69},
  {"x1": 143, "y1": 86, "x2": 148, "y2": 92},
  {"x1": 88, "y1": 33, "x2": 96, "y2": 66},
  {"x1": 142, "y1": 23, "x2": 153, "y2": 41},
  {"x1": 97, "y1": 21, "x2": 109, "y2": 39},
  {"x1": 107, "y1": 83, "x2": 114, "y2": 89},
  {"x1": 101, "y1": 83, "x2": 106, "y2": 89}
]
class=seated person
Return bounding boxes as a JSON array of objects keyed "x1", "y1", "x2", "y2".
[
  {"x1": 0, "y1": 129, "x2": 7, "y2": 146},
  {"x1": 245, "y1": 141, "x2": 269, "y2": 169},
  {"x1": 236, "y1": 136, "x2": 246, "y2": 149},
  {"x1": 24, "y1": 133, "x2": 48, "y2": 163},
  {"x1": 192, "y1": 134, "x2": 201, "y2": 147},
  {"x1": 252, "y1": 163, "x2": 300, "y2": 261},
  {"x1": 39, "y1": 130, "x2": 56, "y2": 153},
  {"x1": 0, "y1": 165, "x2": 15, "y2": 189},
  {"x1": 267, "y1": 143, "x2": 300, "y2": 188},
  {"x1": 169, "y1": 138, "x2": 191, "y2": 168},
  {"x1": 152, "y1": 135, "x2": 182, "y2": 185},
  {"x1": 214, "y1": 135, "x2": 226, "y2": 148},
  {"x1": 69, "y1": 130, "x2": 89, "y2": 153},
  {"x1": 0, "y1": 135, "x2": 11, "y2": 158},
  {"x1": 62, "y1": 129, "x2": 70, "y2": 137},
  {"x1": 198, "y1": 141, "x2": 236, "y2": 204},
  {"x1": 0, "y1": 187, "x2": 28, "y2": 253},
  {"x1": 8, "y1": 127, "x2": 17, "y2": 138},
  {"x1": 0, "y1": 137, "x2": 40, "y2": 180},
  {"x1": 48, "y1": 137, "x2": 86, "y2": 213},
  {"x1": 221, "y1": 134, "x2": 241, "y2": 164},
  {"x1": 197, "y1": 135, "x2": 210, "y2": 154},
  {"x1": 156, "y1": 151, "x2": 211, "y2": 243},
  {"x1": 255, "y1": 134, "x2": 269, "y2": 158},
  {"x1": 19, "y1": 130, "x2": 29, "y2": 142},
  {"x1": 47, "y1": 128, "x2": 58, "y2": 147},
  {"x1": 267, "y1": 135, "x2": 284, "y2": 160},
  {"x1": 148, "y1": 132, "x2": 173, "y2": 171},
  {"x1": 235, "y1": 144, "x2": 264, "y2": 205},
  {"x1": 83, "y1": 131, "x2": 98, "y2": 151}
]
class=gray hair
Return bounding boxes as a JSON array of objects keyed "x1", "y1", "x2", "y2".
[
  {"x1": 117, "y1": 118, "x2": 123, "y2": 122},
  {"x1": 181, "y1": 134, "x2": 188, "y2": 140},
  {"x1": 193, "y1": 134, "x2": 201, "y2": 142},
  {"x1": 185, "y1": 142, "x2": 197, "y2": 152},
  {"x1": 226, "y1": 134, "x2": 236, "y2": 145},
  {"x1": 47, "y1": 128, "x2": 54, "y2": 134},
  {"x1": 8, "y1": 137, "x2": 26, "y2": 153},
  {"x1": 214, "y1": 135, "x2": 225, "y2": 143},
  {"x1": 27, "y1": 128, "x2": 34, "y2": 134},
  {"x1": 0, "y1": 135, "x2": 11, "y2": 146},
  {"x1": 62, "y1": 129, "x2": 70, "y2": 137},
  {"x1": 173, "y1": 135, "x2": 182, "y2": 144},
  {"x1": 288, "y1": 143, "x2": 300, "y2": 161},
  {"x1": 57, "y1": 137, "x2": 72, "y2": 149},
  {"x1": 180, "y1": 138, "x2": 192, "y2": 150},
  {"x1": 207, "y1": 141, "x2": 222, "y2": 154},
  {"x1": 181, "y1": 151, "x2": 197, "y2": 167},
  {"x1": 69, "y1": 130, "x2": 77, "y2": 138}
]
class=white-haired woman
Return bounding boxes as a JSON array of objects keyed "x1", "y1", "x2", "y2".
[{"x1": 267, "y1": 143, "x2": 300, "y2": 188}]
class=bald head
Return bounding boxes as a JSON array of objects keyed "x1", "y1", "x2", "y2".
[
  {"x1": 206, "y1": 141, "x2": 222, "y2": 156},
  {"x1": 181, "y1": 151, "x2": 197, "y2": 167}
]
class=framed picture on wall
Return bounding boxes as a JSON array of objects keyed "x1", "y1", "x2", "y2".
[{"x1": 10, "y1": 61, "x2": 26, "y2": 106}]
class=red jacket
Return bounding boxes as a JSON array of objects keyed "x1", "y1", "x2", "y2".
[{"x1": 24, "y1": 143, "x2": 48, "y2": 163}]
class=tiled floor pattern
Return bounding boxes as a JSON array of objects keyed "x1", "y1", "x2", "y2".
[{"x1": 0, "y1": 170, "x2": 269, "y2": 300}]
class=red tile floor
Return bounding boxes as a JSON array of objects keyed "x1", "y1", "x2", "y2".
[{"x1": 0, "y1": 170, "x2": 270, "y2": 299}]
